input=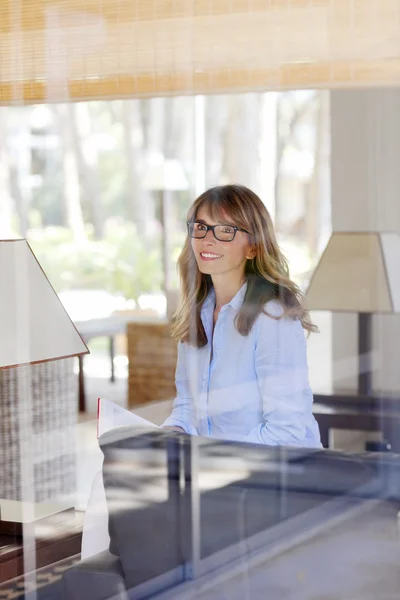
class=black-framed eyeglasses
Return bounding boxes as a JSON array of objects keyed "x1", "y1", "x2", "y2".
[{"x1": 187, "y1": 221, "x2": 250, "y2": 242}]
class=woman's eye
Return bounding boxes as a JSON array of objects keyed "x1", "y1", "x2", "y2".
[
  {"x1": 197, "y1": 223, "x2": 207, "y2": 230},
  {"x1": 222, "y1": 227, "x2": 234, "y2": 234}
]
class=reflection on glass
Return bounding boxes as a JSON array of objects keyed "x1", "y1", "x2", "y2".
[{"x1": 75, "y1": 427, "x2": 400, "y2": 600}]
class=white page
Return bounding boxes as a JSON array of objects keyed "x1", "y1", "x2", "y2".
[{"x1": 97, "y1": 397, "x2": 159, "y2": 437}]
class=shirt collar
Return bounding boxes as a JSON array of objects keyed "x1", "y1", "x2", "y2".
[
  {"x1": 202, "y1": 281, "x2": 248, "y2": 314},
  {"x1": 228, "y1": 281, "x2": 248, "y2": 311}
]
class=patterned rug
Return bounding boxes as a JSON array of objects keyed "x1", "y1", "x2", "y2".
[{"x1": 0, "y1": 554, "x2": 80, "y2": 600}]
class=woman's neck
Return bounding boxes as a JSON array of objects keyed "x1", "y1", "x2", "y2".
[{"x1": 212, "y1": 275, "x2": 246, "y2": 310}]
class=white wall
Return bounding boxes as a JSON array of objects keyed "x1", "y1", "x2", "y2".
[{"x1": 330, "y1": 89, "x2": 400, "y2": 393}]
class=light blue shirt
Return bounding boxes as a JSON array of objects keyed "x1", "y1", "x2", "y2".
[{"x1": 163, "y1": 283, "x2": 321, "y2": 448}]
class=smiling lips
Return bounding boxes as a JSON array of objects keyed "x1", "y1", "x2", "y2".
[{"x1": 200, "y1": 252, "x2": 223, "y2": 261}]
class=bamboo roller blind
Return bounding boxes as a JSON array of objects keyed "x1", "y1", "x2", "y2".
[{"x1": 2, "y1": 0, "x2": 400, "y2": 104}]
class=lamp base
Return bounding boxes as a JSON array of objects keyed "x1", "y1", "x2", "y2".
[{"x1": 358, "y1": 312, "x2": 372, "y2": 396}]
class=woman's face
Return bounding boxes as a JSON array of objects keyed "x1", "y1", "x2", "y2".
[{"x1": 190, "y1": 206, "x2": 255, "y2": 282}]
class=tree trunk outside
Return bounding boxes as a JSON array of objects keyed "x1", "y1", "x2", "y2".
[
  {"x1": 57, "y1": 104, "x2": 86, "y2": 242},
  {"x1": 69, "y1": 103, "x2": 104, "y2": 239},
  {"x1": 306, "y1": 92, "x2": 325, "y2": 258},
  {"x1": 205, "y1": 95, "x2": 229, "y2": 186},
  {"x1": 121, "y1": 100, "x2": 148, "y2": 233},
  {"x1": 221, "y1": 94, "x2": 262, "y2": 189},
  {"x1": 274, "y1": 92, "x2": 317, "y2": 231}
]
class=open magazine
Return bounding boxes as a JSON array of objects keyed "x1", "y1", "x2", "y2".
[{"x1": 97, "y1": 397, "x2": 159, "y2": 438}]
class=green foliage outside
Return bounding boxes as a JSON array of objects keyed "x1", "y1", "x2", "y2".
[{"x1": 28, "y1": 221, "x2": 185, "y2": 301}]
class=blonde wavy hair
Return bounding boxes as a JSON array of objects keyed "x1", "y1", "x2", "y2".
[{"x1": 171, "y1": 184, "x2": 317, "y2": 346}]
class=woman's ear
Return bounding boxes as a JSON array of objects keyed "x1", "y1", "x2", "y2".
[{"x1": 246, "y1": 246, "x2": 256, "y2": 260}]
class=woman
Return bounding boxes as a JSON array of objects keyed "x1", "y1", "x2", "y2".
[{"x1": 163, "y1": 184, "x2": 321, "y2": 448}]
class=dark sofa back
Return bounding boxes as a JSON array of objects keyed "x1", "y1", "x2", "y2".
[{"x1": 100, "y1": 428, "x2": 395, "y2": 593}]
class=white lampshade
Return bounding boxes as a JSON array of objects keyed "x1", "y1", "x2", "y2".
[
  {"x1": 0, "y1": 239, "x2": 89, "y2": 369},
  {"x1": 306, "y1": 232, "x2": 400, "y2": 313}
]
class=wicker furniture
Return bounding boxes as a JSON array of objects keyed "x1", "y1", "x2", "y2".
[{"x1": 127, "y1": 320, "x2": 177, "y2": 407}]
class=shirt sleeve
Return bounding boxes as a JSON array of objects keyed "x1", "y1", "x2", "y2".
[
  {"x1": 161, "y1": 341, "x2": 197, "y2": 434},
  {"x1": 242, "y1": 303, "x2": 320, "y2": 447}
]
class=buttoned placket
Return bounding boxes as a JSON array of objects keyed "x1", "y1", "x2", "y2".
[{"x1": 205, "y1": 305, "x2": 229, "y2": 436}]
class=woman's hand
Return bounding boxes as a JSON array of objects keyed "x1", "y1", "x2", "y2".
[{"x1": 162, "y1": 426, "x2": 185, "y2": 433}]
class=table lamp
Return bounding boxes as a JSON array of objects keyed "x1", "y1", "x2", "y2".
[
  {"x1": 0, "y1": 239, "x2": 89, "y2": 539},
  {"x1": 306, "y1": 232, "x2": 400, "y2": 396}
]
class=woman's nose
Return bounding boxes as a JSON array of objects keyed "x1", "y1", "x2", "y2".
[{"x1": 204, "y1": 229, "x2": 216, "y2": 242}]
